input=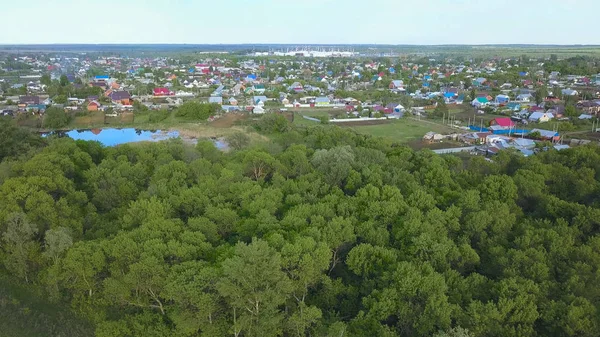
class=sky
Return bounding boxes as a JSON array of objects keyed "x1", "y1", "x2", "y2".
[{"x1": 1, "y1": 0, "x2": 599, "y2": 45}]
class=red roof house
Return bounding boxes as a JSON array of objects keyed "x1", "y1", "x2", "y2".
[
  {"x1": 490, "y1": 117, "x2": 516, "y2": 129},
  {"x1": 153, "y1": 87, "x2": 173, "y2": 96}
]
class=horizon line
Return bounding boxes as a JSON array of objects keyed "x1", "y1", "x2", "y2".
[{"x1": 1, "y1": 43, "x2": 600, "y2": 47}]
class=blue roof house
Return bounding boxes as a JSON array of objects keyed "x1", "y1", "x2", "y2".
[
  {"x1": 507, "y1": 102, "x2": 521, "y2": 111},
  {"x1": 496, "y1": 95, "x2": 510, "y2": 104}
]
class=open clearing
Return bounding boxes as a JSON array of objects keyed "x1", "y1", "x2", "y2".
[
  {"x1": 345, "y1": 119, "x2": 455, "y2": 142},
  {"x1": 209, "y1": 113, "x2": 248, "y2": 128}
]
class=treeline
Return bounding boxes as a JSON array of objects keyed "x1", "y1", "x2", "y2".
[{"x1": 1, "y1": 115, "x2": 600, "y2": 337}]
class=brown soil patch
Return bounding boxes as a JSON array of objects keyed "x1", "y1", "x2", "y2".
[
  {"x1": 121, "y1": 112, "x2": 134, "y2": 123},
  {"x1": 210, "y1": 113, "x2": 248, "y2": 128},
  {"x1": 74, "y1": 111, "x2": 105, "y2": 126}
]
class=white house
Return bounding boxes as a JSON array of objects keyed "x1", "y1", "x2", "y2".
[{"x1": 529, "y1": 112, "x2": 554, "y2": 123}]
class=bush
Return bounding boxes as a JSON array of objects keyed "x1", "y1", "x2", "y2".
[
  {"x1": 175, "y1": 102, "x2": 216, "y2": 121},
  {"x1": 148, "y1": 111, "x2": 169, "y2": 123},
  {"x1": 43, "y1": 107, "x2": 71, "y2": 129},
  {"x1": 226, "y1": 132, "x2": 251, "y2": 150},
  {"x1": 253, "y1": 113, "x2": 290, "y2": 133}
]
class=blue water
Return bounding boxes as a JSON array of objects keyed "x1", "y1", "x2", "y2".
[
  {"x1": 45, "y1": 128, "x2": 180, "y2": 146},
  {"x1": 43, "y1": 128, "x2": 230, "y2": 150}
]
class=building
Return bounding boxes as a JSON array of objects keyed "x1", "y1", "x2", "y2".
[
  {"x1": 490, "y1": 117, "x2": 516, "y2": 129},
  {"x1": 529, "y1": 112, "x2": 554, "y2": 123},
  {"x1": 87, "y1": 101, "x2": 100, "y2": 112},
  {"x1": 109, "y1": 91, "x2": 131, "y2": 105},
  {"x1": 153, "y1": 87, "x2": 173, "y2": 96},
  {"x1": 208, "y1": 96, "x2": 223, "y2": 104},
  {"x1": 253, "y1": 96, "x2": 268, "y2": 105},
  {"x1": 315, "y1": 97, "x2": 330, "y2": 105}
]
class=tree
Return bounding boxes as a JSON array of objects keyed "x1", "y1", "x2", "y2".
[
  {"x1": 0, "y1": 118, "x2": 45, "y2": 162},
  {"x1": 312, "y1": 146, "x2": 355, "y2": 186},
  {"x1": 59, "y1": 75, "x2": 69, "y2": 87},
  {"x1": 226, "y1": 132, "x2": 251, "y2": 151},
  {"x1": 53, "y1": 94, "x2": 68, "y2": 104},
  {"x1": 535, "y1": 87, "x2": 548, "y2": 105},
  {"x1": 43, "y1": 107, "x2": 71, "y2": 129},
  {"x1": 433, "y1": 99, "x2": 449, "y2": 118},
  {"x1": 43, "y1": 227, "x2": 73, "y2": 265},
  {"x1": 217, "y1": 239, "x2": 292, "y2": 337},
  {"x1": 565, "y1": 104, "x2": 578, "y2": 117},
  {"x1": 2, "y1": 213, "x2": 39, "y2": 282},
  {"x1": 175, "y1": 101, "x2": 215, "y2": 120},
  {"x1": 40, "y1": 74, "x2": 51, "y2": 86}
]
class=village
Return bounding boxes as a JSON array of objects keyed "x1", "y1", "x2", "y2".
[{"x1": 1, "y1": 49, "x2": 599, "y2": 155}]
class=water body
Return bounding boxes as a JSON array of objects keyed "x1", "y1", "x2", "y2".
[
  {"x1": 44, "y1": 128, "x2": 179, "y2": 146},
  {"x1": 43, "y1": 128, "x2": 229, "y2": 150}
]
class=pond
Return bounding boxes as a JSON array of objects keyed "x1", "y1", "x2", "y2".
[
  {"x1": 43, "y1": 128, "x2": 180, "y2": 146},
  {"x1": 43, "y1": 128, "x2": 230, "y2": 149}
]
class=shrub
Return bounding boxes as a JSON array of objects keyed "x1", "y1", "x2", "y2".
[
  {"x1": 43, "y1": 107, "x2": 71, "y2": 129},
  {"x1": 226, "y1": 132, "x2": 251, "y2": 150},
  {"x1": 253, "y1": 113, "x2": 290, "y2": 133},
  {"x1": 148, "y1": 111, "x2": 169, "y2": 123},
  {"x1": 175, "y1": 102, "x2": 216, "y2": 121}
]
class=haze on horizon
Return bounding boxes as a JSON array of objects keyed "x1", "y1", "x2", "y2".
[{"x1": 1, "y1": 0, "x2": 598, "y2": 45}]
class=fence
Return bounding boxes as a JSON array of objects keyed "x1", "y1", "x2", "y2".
[{"x1": 469, "y1": 126, "x2": 531, "y2": 135}]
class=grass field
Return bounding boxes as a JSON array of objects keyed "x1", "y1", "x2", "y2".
[{"x1": 345, "y1": 118, "x2": 455, "y2": 142}]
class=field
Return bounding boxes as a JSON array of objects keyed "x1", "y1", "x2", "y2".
[
  {"x1": 294, "y1": 109, "x2": 457, "y2": 143},
  {"x1": 345, "y1": 118, "x2": 455, "y2": 142}
]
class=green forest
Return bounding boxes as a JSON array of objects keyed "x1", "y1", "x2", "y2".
[{"x1": 0, "y1": 115, "x2": 600, "y2": 337}]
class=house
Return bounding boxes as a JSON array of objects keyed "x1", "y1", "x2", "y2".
[
  {"x1": 252, "y1": 105, "x2": 265, "y2": 114},
  {"x1": 228, "y1": 97, "x2": 238, "y2": 106},
  {"x1": 389, "y1": 80, "x2": 404, "y2": 90},
  {"x1": 109, "y1": 91, "x2": 131, "y2": 105},
  {"x1": 495, "y1": 94, "x2": 510, "y2": 104},
  {"x1": 577, "y1": 100, "x2": 600, "y2": 115},
  {"x1": 507, "y1": 102, "x2": 521, "y2": 111},
  {"x1": 529, "y1": 112, "x2": 554, "y2": 123},
  {"x1": 19, "y1": 95, "x2": 40, "y2": 105},
  {"x1": 562, "y1": 88, "x2": 578, "y2": 96},
  {"x1": 315, "y1": 97, "x2": 330, "y2": 105},
  {"x1": 253, "y1": 96, "x2": 268, "y2": 105},
  {"x1": 531, "y1": 128, "x2": 560, "y2": 141},
  {"x1": 490, "y1": 117, "x2": 516, "y2": 129},
  {"x1": 444, "y1": 88, "x2": 459, "y2": 99},
  {"x1": 232, "y1": 83, "x2": 245, "y2": 96},
  {"x1": 472, "y1": 97, "x2": 490, "y2": 107},
  {"x1": 87, "y1": 101, "x2": 100, "y2": 112},
  {"x1": 153, "y1": 87, "x2": 173, "y2": 96},
  {"x1": 94, "y1": 75, "x2": 109, "y2": 81},
  {"x1": 516, "y1": 93, "x2": 533, "y2": 102},
  {"x1": 24, "y1": 103, "x2": 46, "y2": 113},
  {"x1": 253, "y1": 84, "x2": 266, "y2": 94},
  {"x1": 208, "y1": 96, "x2": 223, "y2": 105}
]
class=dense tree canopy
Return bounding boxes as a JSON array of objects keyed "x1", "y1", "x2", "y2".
[{"x1": 1, "y1": 119, "x2": 600, "y2": 337}]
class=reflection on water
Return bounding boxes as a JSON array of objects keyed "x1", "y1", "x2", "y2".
[
  {"x1": 43, "y1": 128, "x2": 179, "y2": 146},
  {"x1": 42, "y1": 128, "x2": 229, "y2": 150}
]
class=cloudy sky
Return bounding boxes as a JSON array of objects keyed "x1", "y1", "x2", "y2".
[{"x1": 1, "y1": 0, "x2": 598, "y2": 45}]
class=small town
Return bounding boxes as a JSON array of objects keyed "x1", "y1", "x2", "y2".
[
  {"x1": 1, "y1": 47, "x2": 599, "y2": 156},
  {"x1": 2, "y1": 1, "x2": 600, "y2": 334}
]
